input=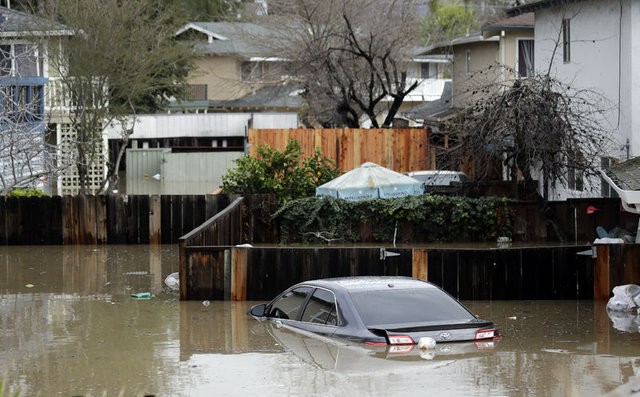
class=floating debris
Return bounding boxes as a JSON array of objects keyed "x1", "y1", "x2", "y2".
[
  {"x1": 131, "y1": 292, "x2": 153, "y2": 299},
  {"x1": 164, "y1": 272, "x2": 179, "y2": 291}
]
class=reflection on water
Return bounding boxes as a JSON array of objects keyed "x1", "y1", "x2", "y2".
[{"x1": 1, "y1": 246, "x2": 640, "y2": 396}]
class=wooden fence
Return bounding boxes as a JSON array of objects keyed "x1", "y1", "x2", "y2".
[
  {"x1": 0, "y1": 194, "x2": 232, "y2": 245},
  {"x1": 180, "y1": 245, "x2": 594, "y2": 301},
  {"x1": 248, "y1": 128, "x2": 430, "y2": 173},
  {"x1": 0, "y1": 194, "x2": 635, "y2": 245},
  {"x1": 179, "y1": 197, "x2": 245, "y2": 301}
]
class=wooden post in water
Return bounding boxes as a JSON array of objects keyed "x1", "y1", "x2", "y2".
[
  {"x1": 231, "y1": 247, "x2": 248, "y2": 301},
  {"x1": 594, "y1": 244, "x2": 611, "y2": 301},
  {"x1": 412, "y1": 248, "x2": 428, "y2": 281},
  {"x1": 149, "y1": 195, "x2": 161, "y2": 244}
]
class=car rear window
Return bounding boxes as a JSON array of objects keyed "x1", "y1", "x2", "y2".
[{"x1": 349, "y1": 287, "x2": 475, "y2": 327}]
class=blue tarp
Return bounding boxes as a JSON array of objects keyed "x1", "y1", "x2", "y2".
[{"x1": 315, "y1": 162, "x2": 424, "y2": 201}]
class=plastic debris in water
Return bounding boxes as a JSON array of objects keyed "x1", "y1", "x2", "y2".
[
  {"x1": 418, "y1": 337, "x2": 436, "y2": 350},
  {"x1": 164, "y1": 272, "x2": 179, "y2": 291},
  {"x1": 25, "y1": 284, "x2": 34, "y2": 288},
  {"x1": 131, "y1": 292, "x2": 153, "y2": 299},
  {"x1": 202, "y1": 300, "x2": 210, "y2": 307}
]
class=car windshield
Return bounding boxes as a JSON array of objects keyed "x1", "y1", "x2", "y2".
[{"x1": 349, "y1": 287, "x2": 475, "y2": 327}]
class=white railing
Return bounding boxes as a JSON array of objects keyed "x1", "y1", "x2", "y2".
[
  {"x1": 45, "y1": 76, "x2": 109, "y2": 113},
  {"x1": 45, "y1": 76, "x2": 72, "y2": 112}
]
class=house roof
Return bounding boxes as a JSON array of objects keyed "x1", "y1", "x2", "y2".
[
  {"x1": 423, "y1": 31, "x2": 499, "y2": 54},
  {"x1": 483, "y1": 12, "x2": 534, "y2": 33},
  {"x1": 0, "y1": 6, "x2": 72, "y2": 37},
  {"x1": 176, "y1": 22, "x2": 279, "y2": 57},
  {"x1": 603, "y1": 157, "x2": 640, "y2": 191},
  {"x1": 507, "y1": 0, "x2": 587, "y2": 16},
  {"x1": 168, "y1": 82, "x2": 304, "y2": 112},
  {"x1": 401, "y1": 80, "x2": 453, "y2": 123}
]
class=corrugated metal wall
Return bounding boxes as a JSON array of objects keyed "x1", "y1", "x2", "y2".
[
  {"x1": 126, "y1": 149, "x2": 243, "y2": 194},
  {"x1": 105, "y1": 112, "x2": 300, "y2": 140}
]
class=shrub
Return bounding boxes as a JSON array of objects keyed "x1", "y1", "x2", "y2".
[
  {"x1": 273, "y1": 195, "x2": 513, "y2": 244},
  {"x1": 6, "y1": 188, "x2": 48, "y2": 198},
  {"x1": 221, "y1": 138, "x2": 341, "y2": 203}
]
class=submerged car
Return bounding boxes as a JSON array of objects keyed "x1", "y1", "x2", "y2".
[{"x1": 249, "y1": 276, "x2": 497, "y2": 346}]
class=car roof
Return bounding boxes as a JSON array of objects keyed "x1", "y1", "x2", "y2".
[
  {"x1": 407, "y1": 170, "x2": 465, "y2": 176},
  {"x1": 300, "y1": 276, "x2": 437, "y2": 293}
]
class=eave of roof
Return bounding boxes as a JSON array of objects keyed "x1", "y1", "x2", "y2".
[
  {"x1": 507, "y1": 0, "x2": 587, "y2": 16},
  {"x1": 0, "y1": 6, "x2": 73, "y2": 37},
  {"x1": 482, "y1": 12, "x2": 534, "y2": 32}
]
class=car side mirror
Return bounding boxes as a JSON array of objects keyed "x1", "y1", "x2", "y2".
[{"x1": 249, "y1": 303, "x2": 266, "y2": 317}]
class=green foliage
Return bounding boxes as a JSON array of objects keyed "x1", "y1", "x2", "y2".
[
  {"x1": 221, "y1": 139, "x2": 342, "y2": 203},
  {"x1": 165, "y1": 0, "x2": 246, "y2": 22},
  {"x1": 274, "y1": 194, "x2": 513, "y2": 244},
  {"x1": 0, "y1": 379, "x2": 20, "y2": 397},
  {"x1": 6, "y1": 188, "x2": 48, "y2": 198},
  {"x1": 422, "y1": 0, "x2": 479, "y2": 44}
]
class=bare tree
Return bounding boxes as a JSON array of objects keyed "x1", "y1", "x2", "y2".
[
  {"x1": 38, "y1": 0, "x2": 193, "y2": 194},
  {"x1": 445, "y1": 69, "x2": 612, "y2": 195},
  {"x1": 259, "y1": 0, "x2": 422, "y2": 128}
]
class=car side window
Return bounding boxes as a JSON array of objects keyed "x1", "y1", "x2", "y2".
[
  {"x1": 268, "y1": 286, "x2": 313, "y2": 320},
  {"x1": 301, "y1": 288, "x2": 339, "y2": 326}
]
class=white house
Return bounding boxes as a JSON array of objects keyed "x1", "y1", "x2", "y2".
[{"x1": 510, "y1": 0, "x2": 640, "y2": 199}]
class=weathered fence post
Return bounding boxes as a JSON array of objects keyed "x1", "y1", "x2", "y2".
[
  {"x1": 412, "y1": 248, "x2": 428, "y2": 281},
  {"x1": 231, "y1": 247, "x2": 248, "y2": 301}
]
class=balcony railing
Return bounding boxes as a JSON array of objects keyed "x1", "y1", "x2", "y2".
[{"x1": 45, "y1": 77, "x2": 109, "y2": 113}]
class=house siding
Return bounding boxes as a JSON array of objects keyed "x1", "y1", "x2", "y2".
[
  {"x1": 452, "y1": 41, "x2": 499, "y2": 107},
  {"x1": 533, "y1": 0, "x2": 640, "y2": 199}
]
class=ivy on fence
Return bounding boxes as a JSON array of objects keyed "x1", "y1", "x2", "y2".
[{"x1": 273, "y1": 195, "x2": 513, "y2": 244}]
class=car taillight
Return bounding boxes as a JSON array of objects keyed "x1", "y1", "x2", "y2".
[
  {"x1": 475, "y1": 328, "x2": 495, "y2": 340},
  {"x1": 387, "y1": 335, "x2": 415, "y2": 345},
  {"x1": 364, "y1": 341, "x2": 387, "y2": 347}
]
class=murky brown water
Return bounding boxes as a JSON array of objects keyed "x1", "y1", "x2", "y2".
[{"x1": 1, "y1": 245, "x2": 640, "y2": 397}]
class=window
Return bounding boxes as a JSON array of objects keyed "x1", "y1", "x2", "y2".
[
  {"x1": 465, "y1": 50, "x2": 471, "y2": 74},
  {"x1": 562, "y1": 18, "x2": 571, "y2": 63},
  {"x1": 517, "y1": 39, "x2": 534, "y2": 78},
  {"x1": 301, "y1": 288, "x2": 339, "y2": 326},
  {"x1": 349, "y1": 287, "x2": 475, "y2": 327},
  {"x1": 421, "y1": 63, "x2": 439, "y2": 79},
  {"x1": 268, "y1": 286, "x2": 313, "y2": 320},
  {"x1": 0, "y1": 43, "x2": 42, "y2": 77},
  {"x1": 0, "y1": 84, "x2": 44, "y2": 121},
  {"x1": 567, "y1": 167, "x2": 584, "y2": 191},
  {"x1": 241, "y1": 61, "x2": 263, "y2": 82}
]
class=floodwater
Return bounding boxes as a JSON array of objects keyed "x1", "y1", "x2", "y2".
[{"x1": 1, "y1": 246, "x2": 640, "y2": 397}]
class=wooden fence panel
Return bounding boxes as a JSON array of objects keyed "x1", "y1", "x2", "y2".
[
  {"x1": 5, "y1": 196, "x2": 21, "y2": 244},
  {"x1": 171, "y1": 196, "x2": 183, "y2": 243},
  {"x1": 0, "y1": 197, "x2": 5, "y2": 244},
  {"x1": 242, "y1": 247, "x2": 414, "y2": 301},
  {"x1": 149, "y1": 195, "x2": 161, "y2": 244},
  {"x1": 95, "y1": 195, "x2": 107, "y2": 244},
  {"x1": 182, "y1": 248, "x2": 226, "y2": 300},
  {"x1": 248, "y1": 128, "x2": 430, "y2": 173},
  {"x1": 126, "y1": 195, "x2": 139, "y2": 244},
  {"x1": 61, "y1": 196, "x2": 76, "y2": 244},
  {"x1": 138, "y1": 195, "x2": 150, "y2": 244},
  {"x1": 107, "y1": 195, "x2": 127, "y2": 244},
  {"x1": 78, "y1": 195, "x2": 97, "y2": 244},
  {"x1": 182, "y1": 195, "x2": 195, "y2": 237},
  {"x1": 48, "y1": 196, "x2": 63, "y2": 244},
  {"x1": 161, "y1": 195, "x2": 173, "y2": 244}
]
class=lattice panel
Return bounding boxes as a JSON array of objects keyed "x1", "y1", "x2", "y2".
[{"x1": 58, "y1": 123, "x2": 105, "y2": 195}]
